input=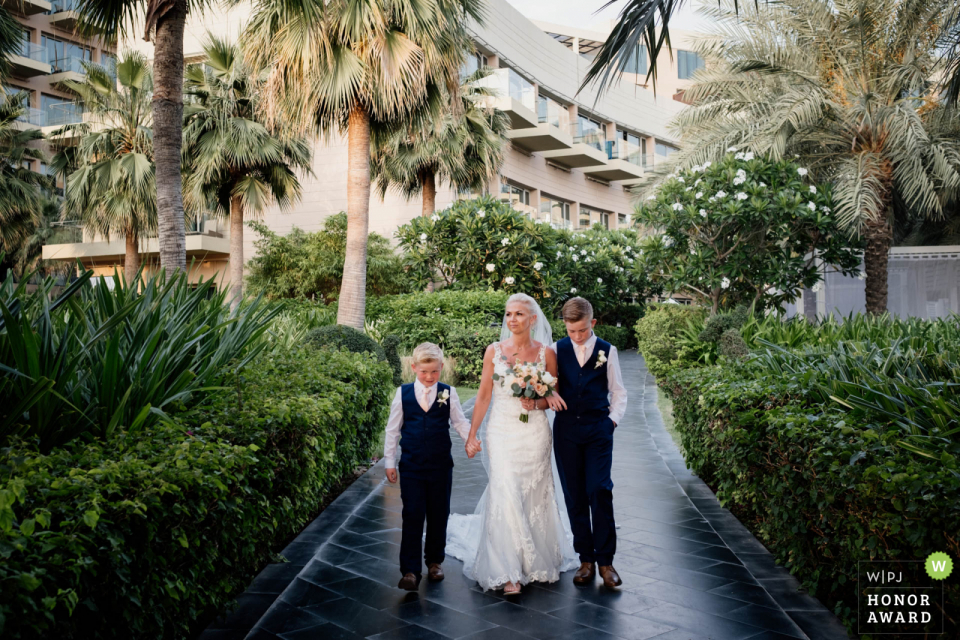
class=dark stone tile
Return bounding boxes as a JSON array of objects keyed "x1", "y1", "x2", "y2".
[
  {"x1": 549, "y1": 583, "x2": 659, "y2": 614},
  {"x1": 208, "y1": 593, "x2": 277, "y2": 630},
  {"x1": 280, "y1": 541, "x2": 324, "y2": 566},
  {"x1": 737, "y1": 554, "x2": 787, "y2": 581},
  {"x1": 350, "y1": 540, "x2": 401, "y2": 562},
  {"x1": 316, "y1": 543, "x2": 377, "y2": 566},
  {"x1": 366, "y1": 624, "x2": 451, "y2": 640},
  {"x1": 630, "y1": 579, "x2": 752, "y2": 617},
  {"x1": 718, "y1": 604, "x2": 806, "y2": 638},
  {"x1": 759, "y1": 578, "x2": 829, "y2": 611},
  {"x1": 623, "y1": 559, "x2": 733, "y2": 593},
  {"x1": 302, "y1": 598, "x2": 411, "y2": 637},
  {"x1": 550, "y1": 602, "x2": 676, "y2": 639},
  {"x1": 743, "y1": 632, "x2": 816, "y2": 640},
  {"x1": 458, "y1": 627, "x2": 534, "y2": 640},
  {"x1": 327, "y1": 529, "x2": 383, "y2": 550},
  {"x1": 420, "y1": 583, "x2": 502, "y2": 613},
  {"x1": 696, "y1": 561, "x2": 760, "y2": 585},
  {"x1": 278, "y1": 622, "x2": 365, "y2": 639},
  {"x1": 366, "y1": 528, "x2": 405, "y2": 545},
  {"x1": 391, "y1": 599, "x2": 497, "y2": 637},
  {"x1": 326, "y1": 574, "x2": 422, "y2": 610},
  {"x1": 619, "y1": 544, "x2": 723, "y2": 573},
  {"x1": 256, "y1": 602, "x2": 327, "y2": 634},
  {"x1": 249, "y1": 563, "x2": 304, "y2": 595},
  {"x1": 491, "y1": 583, "x2": 582, "y2": 613},
  {"x1": 341, "y1": 556, "x2": 410, "y2": 587},
  {"x1": 474, "y1": 601, "x2": 592, "y2": 640},
  {"x1": 246, "y1": 628, "x2": 281, "y2": 640},
  {"x1": 196, "y1": 630, "x2": 247, "y2": 640},
  {"x1": 342, "y1": 515, "x2": 395, "y2": 535},
  {"x1": 707, "y1": 582, "x2": 782, "y2": 609},
  {"x1": 632, "y1": 602, "x2": 767, "y2": 640},
  {"x1": 690, "y1": 546, "x2": 745, "y2": 566},
  {"x1": 298, "y1": 560, "x2": 348, "y2": 587},
  {"x1": 277, "y1": 578, "x2": 342, "y2": 608},
  {"x1": 787, "y1": 610, "x2": 853, "y2": 639}
]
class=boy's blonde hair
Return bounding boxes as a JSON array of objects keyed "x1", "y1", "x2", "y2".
[
  {"x1": 412, "y1": 342, "x2": 444, "y2": 366},
  {"x1": 561, "y1": 297, "x2": 594, "y2": 322}
]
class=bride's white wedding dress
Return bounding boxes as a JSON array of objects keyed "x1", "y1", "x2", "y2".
[{"x1": 445, "y1": 342, "x2": 579, "y2": 591}]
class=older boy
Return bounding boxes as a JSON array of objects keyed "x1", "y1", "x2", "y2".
[
  {"x1": 384, "y1": 343, "x2": 471, "y2": 591},
  {"x1": 548, "y1": 297, "x2": 627, "y2": 589}
]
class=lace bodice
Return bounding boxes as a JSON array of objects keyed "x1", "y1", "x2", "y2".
[{"x1": 492, "y1": 342, "x2": 547, "y2": 402}]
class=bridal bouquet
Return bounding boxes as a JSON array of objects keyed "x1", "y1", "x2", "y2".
[{"x1": 493, "y1": 360, "x2": 558, "y2": 423}]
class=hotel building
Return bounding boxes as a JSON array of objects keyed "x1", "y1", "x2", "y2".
[{"x1": 41, "y1": 0, "x2": 706, "y2": 287}]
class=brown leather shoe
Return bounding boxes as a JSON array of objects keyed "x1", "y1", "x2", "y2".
[
  {"x1": 599, "y1": 565, "x2": 622, "y2": 588},
  {"x1": 427, "y1": 563, "x2": 444, "y2": 582},
  {"x1": 572, "y1": 562, "x2": 596, "y2": 585},
  {"x1": 398, "y1": 573, "x2": 420, "y2": 591}
]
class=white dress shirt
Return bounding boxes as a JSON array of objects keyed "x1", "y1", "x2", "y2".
[
  {"x1": 549, "y1": 331, "x2": 628, "y2": 425},
  {"x1": 383, "y1": 379, "x2": 472, "y2": 469}
]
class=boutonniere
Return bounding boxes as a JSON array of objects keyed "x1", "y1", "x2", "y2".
[
  {"x1": 595, "y1": 351, "x2": 607, "y2": 369},
  {"x1": 437, "y1": 389, "x2": 450, "y2": 405}
]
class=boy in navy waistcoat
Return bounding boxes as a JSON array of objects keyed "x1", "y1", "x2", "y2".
[
  {"x1": 548, "y1": 297, "x2": 627, "y2": 589},
  {"x1": 384, "y1": 343, "x2": 471, "y2": 591}
]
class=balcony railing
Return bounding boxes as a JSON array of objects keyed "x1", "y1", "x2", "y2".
[
  {"x1": 480, "y1": 68, "x2": 536, "y2": 113},
  {"x1": 50, "y1": 222, "x2": 83, "y2": 244},
  {"x1": 605, "y1": 139, "x2": 651, "y2": 167},
  {"x1": 17, "y1": 42, "x2": 48, "y2": 64},
  {"x1": 571, "y1": 122, "x2": 605, "y2": 151},
  {"x1": 50, "y1": 56, "x2": 88, "y2": 75},
  {"x1": 48, "y1": 0, "x2": 78, "y2": 12},
  {"x1": 44, "y1": 102, "x2": 83, "y2": 126},
  {"x1": 16, "y1": 107, "x2": 44, "y2": 126}
]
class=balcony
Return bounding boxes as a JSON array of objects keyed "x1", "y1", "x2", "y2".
[
  {"x1": 1, "y1": 0, "x2": 51, "y2": 14},
  {"x1": 583, "y1": 139, "x2": 646, "y2": 181},
  {"x1": 41, "y1": 102, "x2": 85, "y2": 139},
  {"x1": 10, "y1": 43, "x2": 51, "y2": 77},
  {"x1": 475, "y1": 67, "x2": 538, "y2": 130},
  {"x1": 539, "y1": 122, "x2": 607, "y2": 169},
  {"x1": 13, "y1": 106, "x2": 44, "y2": 129},
  {"x1": 47, "y1": 56, "x2": 88, "y2": 86},
  {"x1": 48, "y1": 0, "x2": 81, "y2": 29},
  {"x1": 43, "y1": 232, "x2": 231, "y2": 264},
  {"x1": 507, "y1": 122, "x2": 572, "y2": 152}
]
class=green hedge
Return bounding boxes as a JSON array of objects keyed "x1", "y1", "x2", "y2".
[
  {"x1": 634, "y1": 303, "x2": 709, "y2": 378},
  {"x1": 0, "y1": 348, "x2": 392, "y2": 639},
  {"x1": 662, "y1": 361, "x2": 960, "y2": 636}
]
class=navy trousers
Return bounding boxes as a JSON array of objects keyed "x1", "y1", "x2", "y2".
[
  {"x1": 398, "y1": 467, "x2": 453, "y2": 577},
  {"x1": 553, "y1": 417, "x2": 616, "y2": 566}
]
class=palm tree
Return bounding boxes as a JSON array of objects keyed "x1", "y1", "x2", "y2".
[
  {"x1": 663, "y1": 0, "x2": 960, "y2": 313},
  {"x1": 182, "y1": 36, "x2": 312, "y2": 308},
  {"x1": 242, "y1": 0, "x2": 483, "y2": 328},
  {"x1": 14, "y1": 196, "x2": 75, "y2": 279},
  {"x1": 74, "y1": 0, "x2": 207, "y2": 274},
  {"x1": 0, "y1": 91, "x2": 48, "y2": 257},
  {"x1": 0, "y1": 7, "x2": 21, "y2": 81},
  {"x1": 371, "y1": 68, "x2": 509, "y2": 216},
  {"x1": 50, "y1": 52, "x2": 157, "y2": 285}
]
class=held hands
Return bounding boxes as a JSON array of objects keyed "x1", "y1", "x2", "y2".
[
  {"x1": 519, "y1": 397, "x2": 540, "y2": 411},
  {"x1": 546, "y1": 394, "x2": 567, "y2": 411},
  {"x1": 465, "y1": 436, "x2": 482, "y2": 458},
  {"x1": 386, "y1": 468, "x2": 398, "y2": 483}
]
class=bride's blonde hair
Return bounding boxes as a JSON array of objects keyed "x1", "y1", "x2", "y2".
[{"x1": 506, "y1": 292, "x2": 538, "y2": 317}]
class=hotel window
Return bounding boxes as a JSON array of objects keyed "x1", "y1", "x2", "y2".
[
  {"x1": 574, "y1": 115, "x2": 604, "y2": 151},
  {"x1": 500, "y1": 181, "x2": 531, "y2": 214},
  {"x1": 41, "y1": 34, "x2": 91, "y2": 74},
  {"x1": 42, "y1": 92, "x2": 81, "y2": 127},
  {"x1": 580, "y1": 206, "x2": 610, "y2": 230},
  {"x1": 460, "y1": 51, "x2": 487, "y2": 80},
  {"x1": 618, "y1": 213, "x2": 629, "y2": 228},
  {"x1": 620, "y1": 131, "x2": 644, "y2": 166},
  {"x1": 656, "y1": 141, "x2": 678, "y2": 158},
  {"x1": 625, "y1": 45, "x2": 647, "y2": 76},
  {"x1": 677, "y1": 50, "x2": 705, "y2": 80},
  {"x1": 540, "y1": 195, "x2": 571, "y2": 230}
]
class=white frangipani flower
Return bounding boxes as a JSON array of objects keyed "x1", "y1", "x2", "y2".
[
  {"x1": 419, "y1": 233, "x2": 428, "y2": 241},
  {"x1": 647, "y1": 194, "x2": 656, "y2": 200},
  {"x1": 733, "y1": 175, "x2": 746, "y2": 186},
  {"x1": 726, "y1": 146, "x2": 737, "y2": 152},
  {"x1": 797, "y1": 168, "x2": 808, "y2": 176},
  {"x1": 700, "y1": 209, "x2": 708, "y2": 217},
  {"x1": 597, "y1": 277, "x2": 603, "y2": 284},
  {"x1": 671, "y1": 202, "x2": 683, "y2": 211},
  {"x1": 504, "y1": 276, "x2": 515, "y2": 285},
  {"x1": 430, "y1": 214, "x2": 440, "y2": 221},
  {"x1": 581, "y1": 249, "x2": 587, "y2": 255},
  {"x1": 809, "y1": 185, "x2": 817, "y2": 194},
  {"x1": 572, "y1": 254, "x2": 579, "y2": 262},
  {"x1": 703, "y1": 161, "x2": 712, "y2": 168},
  {"x1": 716, "y1": 190, "x2": 727, "y2": 198},
  {"x1": 721, "y1": 277, "x2": 731, "y2": 289},
  {"x1": 477, "y1": 209, "x2": 486, "y2": 217},
  {"x1": 736, "y1": 192, "x2": 748, "y2": 201},
  {"x1": 696, "y1": 192, "x2": 703, "y2": 199},
  {"x1": 570, "y1": 287, "x2": 577, "y2": 293},
  {"x1": 759, "y1": 182, "x2": 766, "y2": 187},
  {"x1": 744, "y1": 152, "x2": 755, "y2": 161},
  {"x1": 735, "y1": 152, "x2": 745, "y2": 160},
  {"x1": 677, "y1": 177, "x2": 685, "y2": 183},
  {"x1": 685, "y1": 186, "x2": 693, "y2": 192},
  {"x1": 807, "y1": 201, "x2": 816, "y2": 211},
  {"x1": 821, "y1": 205, "x2": 831, "y2": 213},
  {"x1": 486, "y1": 263, "x2": 495, "y2": 272},
  {"x1": 501, "y1": 237, "x2": 510, "y2": 246},
  {"x1": 534, "y1": 262, "x2": 543, "y2": 271}
]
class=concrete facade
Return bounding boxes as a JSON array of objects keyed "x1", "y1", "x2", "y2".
[{"x1": 42, "y1": 0, "x2": 699, "y2": 286}]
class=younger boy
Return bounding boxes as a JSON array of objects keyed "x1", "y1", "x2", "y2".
[{"x1": 383, "y1": 342, "x2": 471, "y2": 591}]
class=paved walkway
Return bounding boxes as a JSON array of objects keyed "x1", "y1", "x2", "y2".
[{"x1": 201, "y1": 353, "x2": 851, "y2": 640}]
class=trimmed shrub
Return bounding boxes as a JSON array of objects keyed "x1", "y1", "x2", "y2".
[
  {"x1": 697, "y1": 305, "x2": 750, "y2": 343},
  {"x1": 0, "y1": 348, "x2": 392, "y2": 639},
  {"x1": 381, "y1": 335, "x2": 404, "y2": 386},
  {"x1": 304, "y1": 324, "x2": 387, "y2": 362},
  {"x1": 593, "y1": 324, "x2": 632, "y2": 351},
  {"x1": 444, "y1": 324, "x2": 501, "y2": 385},
  {"x1": 634, "y1": 303, "x2": 709, "y2": 379},
  {"x1": 718, "y1": 328, "x2": 749, "y2": 359}
]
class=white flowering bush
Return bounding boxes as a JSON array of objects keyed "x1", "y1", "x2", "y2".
[
  {"x1": 636, "y1": 152, "x2": 862, "y2": 313},
  {"x1": 395, "y1": 196, "x2": 659, "y2": 319}
]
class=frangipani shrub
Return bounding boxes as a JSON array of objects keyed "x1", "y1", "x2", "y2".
[
  {"x1": 396, "y1": 196, "x2": 659, "y2": 319},
  {"x1": 636, "y1": 151, "x2": 862, "y2": 314}
]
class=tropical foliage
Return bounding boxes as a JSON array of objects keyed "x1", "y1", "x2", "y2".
[
  {"x1": 0, "y1": 92, "x2": 48, "y2": 260},
  {"x1": 183, "y1": 36, "x2": 312, "y2": 306},
  {"x1": 243, "y1": 0, "x2": 482, "y2": 328},
  {"x1": 51, "y1": 53, "x2": 156, "y2": 284},
  {"x1": 371, "y1": 68, "x2": 509, "y2": 215},
  {"x1": 246, "y1": 214, "x2": 412, "y2": 302},
  {"x1": 396, "y1": 196, "x2": 659, "y2": 319},
  {"x1": 636, "y1": 151, "x2": 862, "y2": 313},
  {"x1": 665, "y1": 0, "x2": 960, "y2": 313}
]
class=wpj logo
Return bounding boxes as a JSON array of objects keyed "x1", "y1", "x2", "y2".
[{"x1": 858, "y1": 557, "x2": 947, "y2": 635}]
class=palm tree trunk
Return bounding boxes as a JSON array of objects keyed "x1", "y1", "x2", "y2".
[
  {"x1": 336, "y1": 105, "x2": 371, "y2": 328},
  {"x1": 152, "y1": 0, "x2": 188, "y2": 274},
  {"x1": 229, "y1": 195, "x2": 244, "y2": 310},
  {"x1": 863, "y1": 215, "x2": 893, "y2": 314},
  {"x1": 124, "y1": 230, "x2": 140, "y2": 286},
  {"x1": 421, "y1": 168, "x2": 436, "y2": 216}
]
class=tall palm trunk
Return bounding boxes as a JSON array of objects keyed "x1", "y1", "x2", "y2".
[
  {"x1": 863, "y1": 214, "x2": 893, "y2": 314},
  {"x1": 421, "y1": 167, "x2": 436, "y2": 216},
  {"x1": 152, "y1": 0, "x2": 188, "y2": 274},
  {"x1": 229, "y1": 194, "x2": 244, "y2": 310},
  {"x1": 124, "y1": 230, "x2": 140, "y2": 285},
  {"x1": 336, "y1": 105, "x2": 371, "y2": 328}
]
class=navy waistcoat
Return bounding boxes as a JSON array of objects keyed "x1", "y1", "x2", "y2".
[
  {"x1": 399, "y1": 382, "x2": 453, "y2": 475},
  {"x1": 554, "y1": 336, "x2": 612, "y2": 426}
]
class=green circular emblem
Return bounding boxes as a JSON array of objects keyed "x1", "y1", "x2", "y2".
[{"x1": 925, "y1": 552, "x2": 953, "y2": 580}]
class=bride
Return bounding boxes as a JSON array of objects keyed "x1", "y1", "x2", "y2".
[{"x1": 445, "y1": 293, "x2": 579, "y2": 595}]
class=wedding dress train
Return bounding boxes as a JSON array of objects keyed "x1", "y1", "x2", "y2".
[{"x1": 445, "y1": 343, "x2": 580, "y2": 591}]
